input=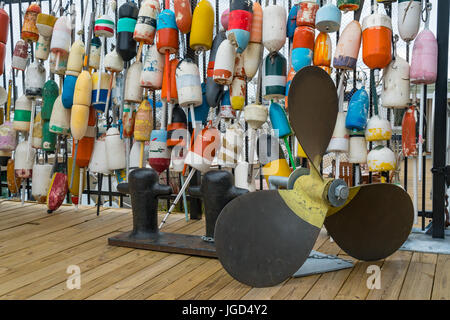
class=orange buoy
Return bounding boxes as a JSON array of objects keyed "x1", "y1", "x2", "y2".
[
  {"x1": 313, "y1": 32, "x2": 332, "y2": 68},
  {"x1": 21, "y1": 2, "x2": 41, "y2": 42},
  {"x1": 362, "y1": 12, "x2": 392, "y2": 69},
  {"x1": 402, "y1": 106, "x2": 417, "y2": 157},
  {"x1": 174, "y1": 0, "x2": 192, "y2": 34}
]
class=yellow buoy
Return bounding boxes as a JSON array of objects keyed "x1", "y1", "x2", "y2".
[
  {"x1": 190, "y1": 0, "x2": 214, "y2": 52},
  {"x1": 71, "y1": 71, "x2": 92, "y2": 141}
]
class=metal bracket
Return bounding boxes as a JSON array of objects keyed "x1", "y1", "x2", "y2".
[{"x1": 431, "y1": 165, "x2": 450, "y2": 187}]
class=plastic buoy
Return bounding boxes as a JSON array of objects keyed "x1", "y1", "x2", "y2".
[
  {"x1": 362, "y1": 12, "x2": 392, "y2": 69},
  {"x1": 333, "y1": 20, "x2": 361, "y2": 70},
  {"x1": 227, "y1": 0, "x2": 253, "y2": 53},
  {"x1": 262, "y1": 52, "x2": 287, "y2": 101},
  {"x1": 21, "y1": 2, "x2": 41, "y2": 42},
  {"x1": 190, "y1": 0, "x2": 214, "y2": 52},
  {"x1": 174, "y1": 0, "x2": 192, "y2": 34},
  {"x1": 262, "y1": 5, "x2": 286, "y2": 53}
]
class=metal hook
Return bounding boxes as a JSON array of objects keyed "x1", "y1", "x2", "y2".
[{"x1": 421, "y1": 1, "x2": 432, "y2": 23}]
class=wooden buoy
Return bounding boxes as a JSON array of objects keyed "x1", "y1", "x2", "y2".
[
  {"x1": 32, "y1": 163, "x2": 52, "y2": 203},
  {"x1": 49, "y1": 50, "x2": 68, "y2": 75},
  {"x1": 402, "y1": 105, "x2": 417, "y2": 157},
  {"x1": 333, "y1": 20, "x2": 361, "y2": 70},
  {"x1": 348, "y1": 130, "x2": 367, "y2": 164},
  {"x1": 14, "y1": 141, "x2": 36, "y2": 178},
  {"x1": 89, "y1": 137, "x2": 111, "y2": 174},
  {"x1": 125, "y1": 61, "x2": 143, "y2": 103},
  {"x1": 287, "y1": 5, "x2": 298, "y2": 41},
  {"x1": 117, "y1": 1, "x2": 139, "y2": 62},
  {"x1": 213, "y1": 39, "x2": 236, "y2": 85},
  {"x1": 242, "y1": 42, "x2": 262, "y2": 80},
  {"x1": 398, "y1": 0, "x2": 421, "y2": 43},
  {"x1": 70, "y1": 71, "x2": 92, "y2": 141},
  {"x1": 174, "y1": 0, "x2": 192, "y2": 34},
  {"x1": 382, "y1": 55, "x2": 410, "y2": 108},
  {"x1": 176, "y1": 58, "x2": 203, "y2": 108},
  {"x1": 315, "y1": 1, "x2": 341, "y2": 33},
  {"x1": 156, "y1": 9, "x2": 179, "y2": 54},
  {"x1": 262, "y1": 5, "x2": 286, "y2": 53},
  {"x1": 32, "y1": 112, "x2": 43, "y2": 149},
  {"x1": 68, "y1": 156, "x2": 85, "y2": 205},
  {"x1": 367, "y1": 145, "x2": 396, "y2": 172},
  {"x1": 148, "y1": 129, "x2": 171, "y2": 174},
  {"x1": 230, "y1": 53, "x2": 246, "y2": 110},
  {"x1": 41, "y1": 80, "x2": 59, "y2": 120},
  {"x1": 12, "y1": 40, "x2": 29, "y2": 72},
  {"x1": 21, "y1": 2, "x2": 41, "y2": 42},
  {"x1": 50, "y1": 16, "x2": 71, "y2": 73},
  {"x1": 297, "y1": 0, "x2": 319, "y2": 28},
  {"x1": 88, "y1": 37, "x2": 102, "y2": 71},
  {"x1": 206, "y1": 31, "x2": 226, "y2": 107},
  {"x1": 91, "y1": 72, "x2": 112, "y2": 112},
  {"x1": 73, "y1": 107, "x2": 96, "y2": 167},
  {"x1": 13, "y1": 95, "x2": 32, "y2": 131},
  {"x1": 167, "y1": 104, "x2": 187, "y2": 147},
  {"x1": 140, "y1": 44, "x2": 165, "y2": 90},
  {"x1": 7, "y1": 159, "x2": 22, "y2": 194},
  {"x1": 337, "y1": 0, "x2": 360, "y2": 11},
  {"x1": 134, "y1": 100, "x2": 153, "y2": 168},
  {"x1": 47, "y1": 172, "x2": 68, "y2": 212},
  {"x1": 362, "y1": 12, "x2": 392, "y2": 69},
  {"x1": 227, "y1": 0, "x2": 253, "y2": 53},
  {"x1": 292, "y1": 26, "x2": 314, "y2": 72},
  {"x1": 190, "y1": 0, "x2": 214, "y2": 52},
  {"x1": 35, "y1": 13, "x2": 57, "y2": 61},
  {"x1": 219, "y1": 90, "x2": 236, "y2": 119},
  {"x1": 346, "y1": 87, "x2": 369, "y2": 131},
  {"x1": 161, "y1": 58, "x2": 179, "y2": 103},
  {"x1": 25, "y1": 60, "x2": 46, "y2": 98},
  {"x1": 218, "y1": 124, "x2": 243, "y2": 168},
  {"x1": 249, "y1": 2, "x2": 262, "y2": 44},
  {"x1": 314, "y1": 32, "x2": 332, "y2": 68},
  {"x1": 106, "y1": 127, "x2": 126, "y2": 170},
  {"x1": 49, "y1": 95, "x2": 71, "y2": 135},
  {"x1": 95, "y1": 14, "x2": 115, "y2": 38},
  {"x1": 262, "y1": 52, "x2": 287, "y2": 100},
  {"x1": 66, "y1": 40, "x2": 85, "y2": 76},
  {"x1": 365, "y1": 115, "x2": 392, "y2": 141},
  {"x1": 122, "y1": 102, "x2": 136, "y2": 138}
]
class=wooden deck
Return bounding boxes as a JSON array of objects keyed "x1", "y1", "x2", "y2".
[{"x1": 0, "y1": 199, "x2": 448, "y2": 300}]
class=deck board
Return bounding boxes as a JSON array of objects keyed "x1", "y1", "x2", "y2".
[{"x1": 0, "y1": 200, "x2": 447, "y2": 300}]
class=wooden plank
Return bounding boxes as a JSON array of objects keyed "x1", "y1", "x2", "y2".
[
  {"x1": 399, "y1": 252, "x2": 437, "y2": 300},
  {"x1": 147, "y1": 259, "x2": 223, "y2": 300},
  {"x1": 209, "y1": 280, "x2": 252, "y2": 300},
  {"x1": 366, "y1": 250, "x2": 413, "y2": 300},
  {"x1": 432, "y1": 254, "x2": 450, "y2": 300},
  {"x1": 335, "y1": 260, "x2": 384, "y2": 300},
  {"x1": 178, "y1": 269, "x2": 234, "y2": 300}
]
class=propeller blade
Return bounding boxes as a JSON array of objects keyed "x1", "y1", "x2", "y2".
[
  {"x1": 324, "y1": 183, "x2": 414, "y2": 261},
  {"x1": 214, "y1": 190, "x2": 321, "y2": 287},
  {"x1": 287, "y1": 66, "x2": 338, "y2": 177}
]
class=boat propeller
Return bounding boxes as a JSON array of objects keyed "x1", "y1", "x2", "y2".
[{"x1": 214, "y1": 66, "x2": 414, "y2": 288}]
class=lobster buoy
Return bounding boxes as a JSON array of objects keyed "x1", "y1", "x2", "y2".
[
  {"x1": 133, "y1": 0, "x2": 159, "y2": 45},
  {"x1": 249, "y1": 2, "x2": 263, "y2": 44},
  {"x1": 174, "y1": 0, "x2": 192, "y2": 34},
  {"x1": 185, "y1": 127, "x2": 221, "y2": 172},
  {"x1": 410, "y1": 29, "x2": 438, "y2": 84},
  {"x1": 313, "y1": 32, "x2": 332, "y2": 68},
  {"x1": 50, "y1": 16, "x2": 71, "y2": 73},
  {"x1": 134, "y1": 100, "x2": 153, "y2": 141},
  {"x1": 190, "y1": 0, "x2": 214, "y2": 52},
  {"x1": 25, "y1": 60, "x2": 46, "y2": 98},
  {"x1": 327, "y1": 112, "x2": 349, "y2": 153},
  {"x1": 71, "y1": 71, "x2": 92, "y2": 141},
  {"x1": 176, "y1": 59, "x2": 203, "y2": 107},
  {"x1": 7, "y1": 159, "x2": 22, "y2": 194},
  {"x1": 32, "y1": 112, "x2": 43, "y2": 149},
  {"x1": 346, "y1": 87, "x2": 369, "y2": 131},
  {"x1": 382, "y1": 56, "x2": 410, "y2": 108},
  {"x1": 315, "y1": 2, "x2": 341, "y2": 33},
  {"x1": 365, "y1": 115, "x2": 392, "y2": 141},
  {"x1": 105, "y1": 127, "x2": 126, "y2": 170},
  {"x1": 91, "y1": 72, "x2": 112, "y2": 112},
  {"x1": 230, "y1": 53, "x2": 246, "y2": 110},
  {"x1": 49, "y1": 95, "x2": 71, "y2": 135},
  {"x1": 0, "y1": 7, "x2": 9, "y2": 75},
  {"x1": 262, "y1": 5, "x2": 286, "y2": 53},
  {"x1": 362, "y1": 12, "x2": 392, "y2": 69},
  {"x1": 291, "y1": 26, "x2": 314, "y2": 72},
  {"x1": 244, "y1": 103, "x2": 268, "y2": 130},
  {"x1": 337, "y1": 0, "x2": 360, "y2": 11},
  {"x1": 156, "y1": 9, "x2": 179, "y2": 54},
  {"x1": 213, "y1": 39, "x2": 236, "y2": 85},
  {"x1": 167, "y1": 104, "x2": 187, "y2": 147},
  {"x1": 242, "y1": 42, "x2": 262, "y2": 80},
  {"x1": 89, "y1": 137, "x2": 111, "y2": 175},
  {"x1": 50, "y1": 50, "x2": 68, "y2": 75},
  {"x1": 95, "y1": 14, "x2": 115, "y2": 38},
  {"x1": 117, "y1": 1, "x2": 139, "y2": 62},
  {"x1": 0, "y1": 122, "x2": 16, "y2": 156},
  {"x1": 333, "y1": 20, "x2": 361, "y2": 70},
  {"x1": 21, "y1": 2, "x2": 41, "y2": 42},
  {"x1": 66, "y1": 40, "x2": 85, "y2": 76},
  {"x1": 125, "y1": 61, "x2": 143, "y2": 103},
  {"x1": 47, "y1": 172, "x2": 68, "y2": 211},
  {"x1": 287, "y1": 5, "x2": 298, "y2": 40},
  {"x1": 122, "y1": 103, "x2": 136, "y2": 138},
  {"x1": 161, "y1": 58, "x2": 179, "y2": 103},
  {"x1": 269, "y1": 101, "x2": 291, "y2": 139},
  {"x1": 297, "y1": 0, "x2": 319, "y2": 28},
  {"x1": 105, "y1": 50, "x2": 124, "y2": 73},
  {"x1": 402, "y1": 106, "x2": 417, "y2": 157},
  {"x1": 285, "y1": 67, "x2": 296, "y2": 110},
  {"x1": 262, "y1": 52, "x2": 287, "y2": 101},
  {"x1": 227, "y1": 0, "x2": 253, "y2": 53},
  {"x1": 32, "y1": 163, "x2": 52, "y2": 203},
  {"x1": 12, "y1": 40, "x2": 29, "y2": 72},
  {"x1": 206, "y1": 31, "x2": 226, "y2": 107},
  {"x1": 218, "y1": 124, "x2": 244, "y2": 168},
  {"x1": 219, "y1": 90, "x2": 236, "y2": 119},
  {"x1": 42, "y1": 121, "x2": 56, "y2": 152},
  {"x1": 140, "y1": 44, "x2": 165, "y2": 90},
  {"x1": 35, "y1": 13, "x2": 57, "y2": 61},
  {"x1": 148, "y1": 129, "x2": 171, "y2": 174},
  {"x1": 188, "y1": 83, "x2": 210, "y2": 125},
  {"x1": 221, "y1": 9, "x2": 229, "y2": 30},
  {"x1": 42, "y1": 80, "x2": 59, "y2": 120},
  {"x1": 367, "y1": 145, "x2": 396, "y2": 172},
  {"x1": 14, "y1": 141, "x2": 36, "y2": 178},
  {"x1": 398, "y1": 0, "x2": 421, "y2": 43},
  {"x1": 348, "y1": 130, "x2": 367, "y2": 164},
  {"x1": 88, "y1": 37, "x2": 102, "y2": 71},
  {"x1": 74, "y1": 107, "x2": 96, "y2": 167},
  {"x1": 13, "y1": 95, "x2": 32, "y2": 131}
]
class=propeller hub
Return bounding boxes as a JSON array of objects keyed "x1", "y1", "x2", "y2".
[{"x1": 327, "y1": 179, "x2": 349, "y2": 207}]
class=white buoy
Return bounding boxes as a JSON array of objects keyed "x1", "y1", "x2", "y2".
[
  {"x1": 213, "y1": 39, "x2": 236, "y2": 85},
  {"x1": 124, "y1": 61, "x2": 143, "y2": 103},
  {"x1": 382, "y1": 55, "x2": 410, "y2": 108},
  {"x1": 31, "y1": 163, "x2": 52, "y2": 203},
  {"x1": 88, "y1": 138, "x2": 111, "y2": 175},
  {"x1": 105, "y1": 127, "x2": 126, "y2": 170},
  {"x1": 262, "y1": 5, "x2": 286, "y2": 53}
]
